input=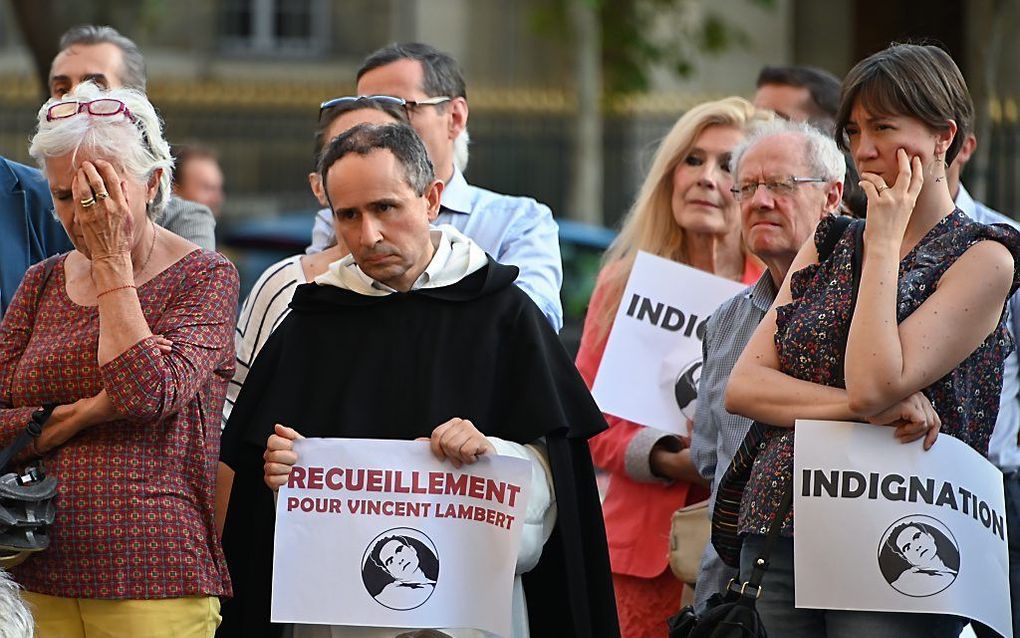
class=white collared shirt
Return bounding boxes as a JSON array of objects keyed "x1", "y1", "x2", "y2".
[{"x1": 315, "y1": 225, "x2": 488, "y2": 296}]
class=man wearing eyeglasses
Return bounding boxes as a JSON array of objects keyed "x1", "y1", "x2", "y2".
[
  {"x1": 308, "y1": 43, "x2": 564, "y2": 331},
  {"x1": 752, "y1": 65, "x2": 866, "y2": 219},
  {"x1": 688, "y1": 119, "x2": 844, "y2": 613},
  {"x1": 47, "y1": 24, "x2": 217, "y2": 251},
  {"x1": 219, "y1": 122, "x2": 616, "y2": 638}
]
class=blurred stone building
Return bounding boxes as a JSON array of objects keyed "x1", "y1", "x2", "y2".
[{"x1": 0, "y1": 0, "x2": 1015, "y2": 225}]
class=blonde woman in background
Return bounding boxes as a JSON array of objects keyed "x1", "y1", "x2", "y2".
[{"x1": 575, "y1": 97, "x2": 772, "y2": 638}]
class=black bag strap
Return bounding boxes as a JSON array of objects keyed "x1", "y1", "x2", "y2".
[
  {"x1": 739, "y1": 217, "x2": 866, "y2": 598},
  {"x1": 817, "y1": 214, "x2": 854, "y2": 263},
  {"x1": 0, "y1": 405, "x2": 54, "y2": 474},
  {"x1": 835, "y1": 219, "x2": 865, "y2": 388},
  {"x1": 741, "y1": 474, "x2": 794, "y2": 596},
  {"x1": 0, "y1": 255, "x2": 63, "y2": 474},
  {"x1": 32, "y1": 254, "x2": 60, "y2": 316}
]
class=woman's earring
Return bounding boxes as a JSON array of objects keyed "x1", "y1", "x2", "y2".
[{"x1": 934, "y1": 152, "x2": 945, "y2": 183}]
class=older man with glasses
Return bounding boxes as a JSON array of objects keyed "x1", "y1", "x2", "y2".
[
  {"x1": 689, "y1": 118, "x2": 845, "y2": 612},
  {"x1": 307, "y1": 43, "x2": 564, "y2": 331}
]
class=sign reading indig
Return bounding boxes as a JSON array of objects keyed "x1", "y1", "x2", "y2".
[{"x1": 592, "y1": 251, "x2": 745, "y2": 435}]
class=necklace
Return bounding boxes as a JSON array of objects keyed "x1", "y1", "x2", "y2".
[{"x1": 135, "y1": 222, "x2": 159, "y2": 278}]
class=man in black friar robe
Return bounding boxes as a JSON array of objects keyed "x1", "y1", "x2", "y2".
[{"x1": 218, "y1": 122, "x2": 619, "y2": 638}]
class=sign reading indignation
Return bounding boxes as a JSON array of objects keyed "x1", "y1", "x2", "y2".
[
  {"x1": 800, "y1": 469, "x2": 1006, "y2": 540},
  {"x1": 272, "y1": 438, "x2": 532, "y2": 637},
  {"x1": 592, "y1": 251, "x2": 745, "y2": 434},
  {"x1": 793, "y1": 420, "x2": 1011, "y2": 638}
]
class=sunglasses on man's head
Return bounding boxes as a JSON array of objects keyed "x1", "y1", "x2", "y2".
[{"x1": 317, "y1": 95, "x2": 452, "y2": 120}]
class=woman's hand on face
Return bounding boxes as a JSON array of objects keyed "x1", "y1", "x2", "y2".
[
  {"x1": 72, "y1": 159, "x2": 135, "y2": 262},
  {"x1": 866, "y1": 391, "x2": 941, "y2": 450},
  {"x1": 424, "y1": 418, "x2": 494, "y2": 469},
  {"x1": 264, "y1": 423, "x2": 304, "y2": 492},
  {"x1": 859, "y1": 149, "x2": 924, "y2": 246}
]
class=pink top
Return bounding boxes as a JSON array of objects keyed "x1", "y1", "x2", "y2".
[{"x1": 0, "y1": 250, "x2": 237, "y2": 599}]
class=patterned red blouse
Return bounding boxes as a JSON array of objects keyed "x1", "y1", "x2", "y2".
[{"x1": 0, "y1": 250, "x2": 237, "y2": 599}]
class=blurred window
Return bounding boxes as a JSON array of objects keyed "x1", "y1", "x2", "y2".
[{"x1": 220, "y1": 0, "x2": 329, "y2": 55}]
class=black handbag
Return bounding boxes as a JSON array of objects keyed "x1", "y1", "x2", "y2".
[
  {"x1": 0, "y1": 405, "x2": 58, "y2": 568},
  {"x1": 666, "y1": 479, "x2": 791, "y2": 638}
]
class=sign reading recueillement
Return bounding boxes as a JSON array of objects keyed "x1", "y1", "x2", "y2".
[
  {"x1": 793, "y1": 420, "x2": 1011, "y2": 638},
  {"x1": 591, "y1": 251, "x2": 745, "y2": 435},
  {"x1": 271, "y1": 438, "x2": 532, "y2": 637}
]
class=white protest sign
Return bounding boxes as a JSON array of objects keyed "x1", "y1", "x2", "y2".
[
  {"x1": 272, "y1": 438, "x2": 532, "y2": 637},
  {"x1": 592, "y1": 251, "x2": 746, "y2": 434},
  {"x1": 794, "y1": 420, "x2": 1010, "y2": 638}
]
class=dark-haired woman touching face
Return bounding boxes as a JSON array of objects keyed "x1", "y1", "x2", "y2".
[{"x1": 724, "y1": 42, "x2": 1020, "y2": 636}]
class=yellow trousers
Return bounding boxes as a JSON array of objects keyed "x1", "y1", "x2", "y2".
[{"x1": 23, "y1": 592, "x2": 221, "y2": 638}]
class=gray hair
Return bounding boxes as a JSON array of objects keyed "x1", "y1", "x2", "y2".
[
  {"x1": 453, "y1": 129, "x2": 469, "y2": 173},
  {"x1": 29, "y1": 82, "x2": 174, "y2": 218},
  {"x1": 318, "y1": 123, "x2": 434, "y2": 198},
  {"x1": 0, "y1": 569, "x2": 32, "y2": 638},
  {"x1": 58, "y1": 25, "x2": 147, "y2": 92},
  {"x1": 358, "y1": 42, "x2": 466, "y2": 100},
  {"x1": 731, "y1": 118, "x2": 846, "y2": 184}
]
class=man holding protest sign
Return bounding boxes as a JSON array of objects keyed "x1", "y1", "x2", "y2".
[
  {"x1": 690, "y1": 118, "x2": 845, "y2": 610},
  {"x1": 219, "y1": 123, "x2": 617, "y2": 638}
]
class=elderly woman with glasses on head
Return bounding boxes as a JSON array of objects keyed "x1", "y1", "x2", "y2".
[{"x1": 0, "y1": 82, "x2": 237, "y2": 637}]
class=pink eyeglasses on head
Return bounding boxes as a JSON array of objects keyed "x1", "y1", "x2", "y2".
[{"x1": 45, "y1": 98, "x2": 133, "y2": 122}]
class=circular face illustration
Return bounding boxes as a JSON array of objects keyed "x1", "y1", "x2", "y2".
[
  {"x1": 674, "y1": 359, "x2": 703, "y2": 420},
  {"x1": 877, "y1": 514, "x2": 960, "y2": 597},
  {"x1": 362, "y1": 527, "x2": 440, "y2": 610}
]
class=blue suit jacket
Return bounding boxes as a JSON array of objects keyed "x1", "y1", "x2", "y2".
[{"x1": 0, "y1": 156, "x2": 73, "y2": 314}]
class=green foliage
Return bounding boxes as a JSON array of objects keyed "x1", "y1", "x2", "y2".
[{"x1": 531, "y1": 0, "x2": 776, "y2": 95}]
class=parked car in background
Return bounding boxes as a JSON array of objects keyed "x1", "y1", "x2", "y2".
[{"x1": 218, "y1": 214, "x2": 616, "y2": 356}]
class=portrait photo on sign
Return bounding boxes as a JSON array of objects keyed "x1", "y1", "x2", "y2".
[
  {"x1": 878, "y1": 514, "x2": 960, "y2": 598},
  {"x1": 362, "y1": 527, "x2": 440, "y2": 610},
  {"x1": 673, "y1": 358, "x2": 702, "y2": 421}
]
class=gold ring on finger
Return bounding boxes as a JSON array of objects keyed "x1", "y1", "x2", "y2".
[
  {"x1": 95, "y1": 192, "x2": 109, "y2": 200},
  {"x1": 80, "y1": 196, "x2": 96, "y2": 208},
  {"x1": 878, "y1": 185, "x2": 890, "y2": 192}
]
